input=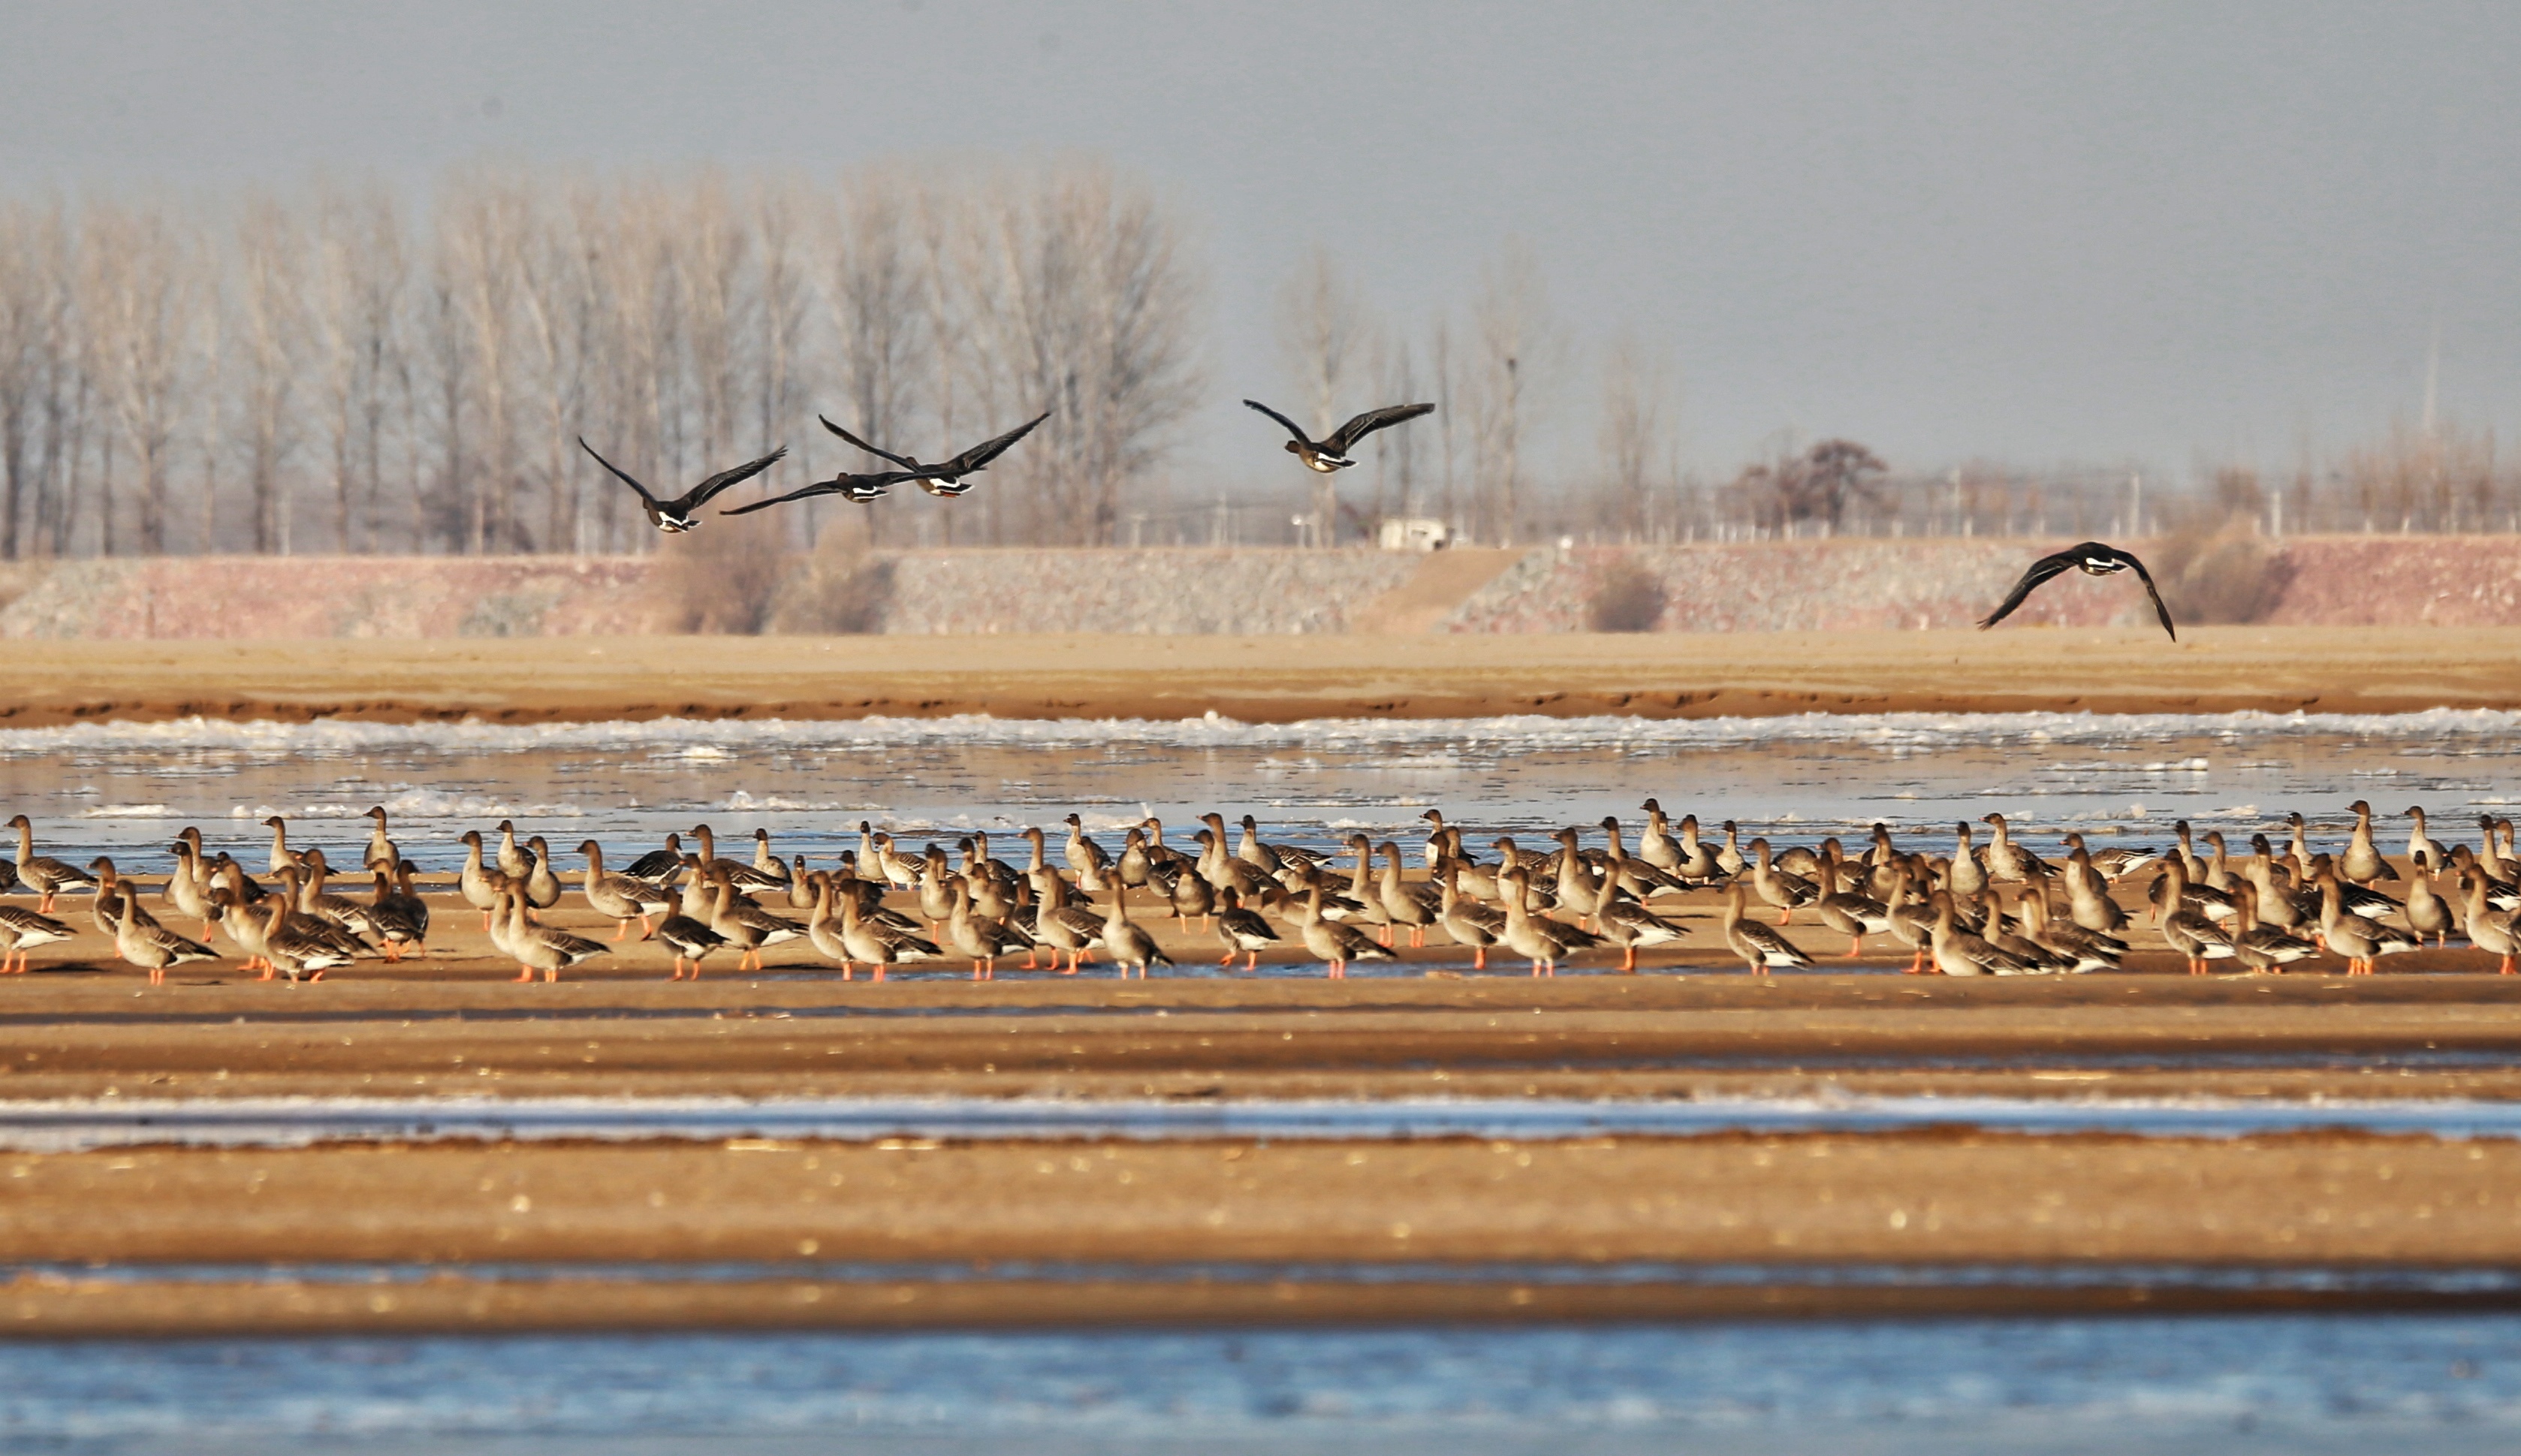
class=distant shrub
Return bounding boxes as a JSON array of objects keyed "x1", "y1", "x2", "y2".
[
  {"x1": 2146, "y1": 523, "x2": 2289, "y2": 626},
  {"x1": 651, "y1": 514, "x2": 792, "y2": 635},
  {"x1": 1588, "y1": 556, "x2": 1666, "y2": 633},
  {"x1": 765, "y1": 517, "x2": 894, "y2": 635}
]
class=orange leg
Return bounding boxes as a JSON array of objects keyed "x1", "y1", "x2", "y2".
[
  {"x1": 1244, "y1": 951, "x2": 1259, "y2": 971},
  {"x1": 514, "y1": 963, "x2": 534, "y2": 982}
]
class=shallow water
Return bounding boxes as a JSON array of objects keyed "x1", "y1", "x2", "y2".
[
  {"x1": 5, "y1": 1319, "x2": 2521, "y2": 1454},
  {"x1": 5, "y1": 708, "x2": 2518, "y2": 873},
  {"x1": 13, "y1": 1092, "x2": 2521, "y2": 1153}
]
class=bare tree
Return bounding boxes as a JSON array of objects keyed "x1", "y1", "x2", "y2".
[
  {"x1": 0, "y1": 200, "x2": 45, "y2": 558},
  {"x1": 1595, "y1": 334, "x2": 1675, "y2": 540},
  {"x1": 1734, "y1": 438, "x2": 1887, "y2": 532},
  {"x1": 234, "y1": 191, "x2": 306, "y2": 553},
  {"x1": 311, "y1": 180, "x2": 408, "y2": 553},
  {"x1": 1275, "y1": 245, "x2": 1366, "y2": 544},
  {"x1": 1465, "y1": 240, "x2": 1553, "y2": 547},
  {"x1": 79, "y1": 200, "x2": 199, "y2": 556},
  {"x1": 818, "y1": 167, "x2": 926, "y2": 545}
]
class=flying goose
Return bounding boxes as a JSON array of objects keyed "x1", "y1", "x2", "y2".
[
  {"x1": 817, "y1": 409, "x2": 1050, "y2": 497},
  {"x1": 1244, "y1": 399, "x2": 1434, "y2": 473},
  {"x1": 579, "y1": 438, "x2": 789, "y2": 532},
  {"x1": 1978, "y1": 541, "x2": 2176, "y2": 641}
]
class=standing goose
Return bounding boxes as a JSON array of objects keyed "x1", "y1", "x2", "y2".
[
  {"x1": 2062, "y1": 846, "x2": 2128, "y2": 934},
  {"x1": 258, "y1": 896, "x2": 354, "y2": 984},
  {"x1": 2402, "y1": 806, "x2": 2450, "y2": 874},
  {"x1": 1814, "y1": 845, "x2": 1894, "y2": 957},
  {"x1": 580, "y1": 437, "x2": 789, "y2": 532},
  {"x1": 1212, "y1": 885, "x2": 1280, "y2": 972},
  {"x1": 1980, "y1": 814, "x2": 2046, "y2": 883},
  {"x1": 689, "y1": 824, "x2": 788, "y2": 891},
  {"x1": 521, "y1": 838, "x2": 565, "y2": 911},
  {"x1": 1497, "y1": 867, "x2": 1600, "y2": 978},
  {"x1": 361, "y1": 806, "x2": 398, "y2": 870},
  {"x1": 1946, "y1": 823, "x2": 1988, "y2": 902},
  {"x1": 1061, "y1": 815, "x2": 1112, "y2": 882},
  {"x1": 1243, "y1": 398, "x2": 1434, "y2": 473},
  {"x1": 2017, "y1": 885, "x2": 2125, "y2": 972},
  {"x1": 457, "y1": 832, "x2": 515, "y2": 930},
  {"x1": 261, "y1": 816, "x2": 305, "y2": 879},
  {"x1": 1026, "y1": 868, "x2": 1103, "y2": 973},
  {"x1": 2342, "y1": 801, "x2": 2400, "y2": 885},
  {"x1": 945, "y1": 879, "x2": 1032, "y2": 980},
  {"x1": 621, "y1": 833, "x2": 687, "y2": 886},
  {"x1": 1713, "y1": 821, "x2": 1749, "y2": 879},
  {"x1": 164, "y1": 839, "x2": 223, "y2": 941},
  {"x1": 363, "y1": 871, "x2": 427, "y2": 962},
  {"x1": 2316, "y1": 867, "x2": 2417, "y2": 975},
  {"x1": 2458, "y1": 868, "x2": 2520, "y2": 975},
  {"x1": 1720, "y1": 882, "x2": 1814, "y2": 975},
  {"x1": 706, "y1": 875, "x2": 807, "y2": 972},
  {"x1": 2156, "y1": 857, "x2": 2238, "y2": 975},
  {"x1": 816, "y1": 409, "x2": 1051, "y2": 498},
  {"x1": 2405, "y1": 865, "x2": 2453, "y2": 948},
  {"x1": 1977, "y1": 541, "x2": 2176, "y2": 641},
  {"x1": 8, "y1": 816, "x2": 96, "y2": 913},
  {"x1": 2228, "y1": 883, "x2": 2320, "y2": 975},
  {"x1": 1594, "y1": 887, "x2": 1690, "y2": 972},
  {"x1": 85, "y1": 859, "x2": 159, "y2": 939},
  {"x1": 748, "y1": 830, "x2": 792, "y2": 885},
  {"x1": 1926, "y1": 891, "x2": 2034, "y2": 977},
  {"x1": 1748, "y1": 839, "x2": 1818, "y2": 925},
  {"x1": 1433, "y1": 862, "x2": 1505, "y2": 971},
  {"x1": 0, "y1": 905, "x2": 77, "y2": 974},
  {"x1": 578, "y1": 841, "x2": 672, "y2": 940},
  {"x1": 837, "y1": 873, "x2": 943, "y2": 980},
  {"x1": 1377, "y1": 842, "x2": 1440, "y2": 948},
  {"x1": 654, "y1": 899, "x2": 729, "y2": 981},
  {"x1": 1100, "y1": 883, "x2": 1172, "y2": 979},
  {"x1": 1636, "y1": 800, "x2": 1683, "y2": 873},
  {"x1": 501, "y1": 890, "x2": 610, "y2": 984},
  {"x1": 294, "y1": 849, "x2": 383, "y2": 938},
  {"x1": 1296, "y1": 884, "x2": 1394, "y2": 980}
]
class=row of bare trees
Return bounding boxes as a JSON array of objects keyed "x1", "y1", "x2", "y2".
[{"x1": 0, "y1": 160, "x2": 1205, "y2": 558}]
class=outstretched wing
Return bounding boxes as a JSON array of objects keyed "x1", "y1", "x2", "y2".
[
  {"x1": 682, "y1": 447, "x2": 789, "y2": 508},
  {"x1": 936, "y1": 410, "x2": 1051, "y2": 475},
  {"x1": 718, "y1": 469, "x2": 939, "y2": 515},
  {"x1": 819, "y1": 415, "x2": 919, "y2": 471},
  {"x1": 1241, "y1": 398, "x2": 1313, "y2": 446},
  {"x1": 2111, "y1": 547, "x2": 2179, "y2": 642},
  {"x1": 719, "y1": 481, "x2": 847, "y2": 517},
  {"x1": 1976, "y1": 549, "x2": 2081, "y2": 631},
  {"x1": 578, "y1": 438, "x2": 659, "y2": 505},
  {"x1": 1324, "y1": 402, "x2": 1435, "y2": 455}
]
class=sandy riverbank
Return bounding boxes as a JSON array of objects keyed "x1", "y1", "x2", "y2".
[{"x1": 8, "y1": 625, "x2": 2521, "y2": 726}]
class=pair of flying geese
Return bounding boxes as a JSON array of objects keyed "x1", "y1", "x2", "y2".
[{"x1": 580, "y1": 398, "x2": 2176, "y2": 641}]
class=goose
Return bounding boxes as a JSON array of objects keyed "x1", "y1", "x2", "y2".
[
  {"x1": 361, "y1": 806, "x2": 398, "y2": 870},
  {"x1": 705, "y1": 875, "x2": 806, "y2": 972},
  {"x1": 456, "y1": 830, "x2": 517, "y2": 930},
  {"x1": 1169, "y1": 858, "x2": 1217, "y2": 932},
  {"x1": 270, "y1": 867, "x2": 378, "y2": 963},
  {"x1": 1100, "y1": 884, "x2": 1172, "y2": 979},
  {"x1": 2458, "y1": 868, "x2": 2520, "y2": 975},
  {"x1": 747, "y1": 829, "x2": 792, "y2": 885},
  {"x1": 1432, "y1": 862, "x2": 1504, "y2": 971},
  {"x1": 1212, "y1": 886, "x2": 1280, "y2": 972},
  {"x1": 1594, "y1": 887, "x2": 1689, "y2": 972},
  {"x1": 1927, "y1": 891, "x2": 2034, "y2": 977},
  {"x1": 163, "y1": 838, "x2": 223, "y2": 940},
  {"x1": 2148, "y1": 855, "x2": 2236, "y2": 926},
  {"x1": 1636, "y1": 800, "x2": 1683, "y2": 873},
  {"x1": 2169, "y1": 821, "x2": 2205, "y2": 882},
  {"x1": 715, "y1": 451, "x2": 951, "y2": 514},
  {"x1": 1331, "y1": 837, "x2": 1395, "y2": 937},
  {"x1": 2017, "y1": 885, "x2": 2124, "y2": 972},
  {"x1": 2229, "y1": 883, "x2": 2321, "y2": 975},
  {"x1": 802, "y1": 873, "x2": 861, "y2": 978},
  {"x1": 257, "y1": 896, "x2": 354, "y2": 984},
  {"x1": 916, "y1": 846, "x2": 964, "y2": 937},
  {"x1": 1721, "y1": 882, "x2": 1813, "y2": 975},
  {"x1": 1137, "y1": 819, "x2": 1192, "y2": 873},
  {"x1": 500, "y1": 889, "x2": 609, "y2": 984},
  {"x1": 816, "y1": 408, "x2": 1050, "y2": 497},
  {"x1": 2342, "y1": 801, "x2": 2400, "y2": 885},
  {"x1": 8, "y1": 815, "x2": 96, "y2": 913},
  {"x1": 2239, "y1": 836, "x2": 2308, "y2": 933},
  {"x1": 578, "y1": 842, "x2": 672, "y2": 940},
  {"x1": 1706, "y1": 821, "x2": 1750, "y2": 879},
  {"x1": 690, "y1": 824, "x2": 788, "y2": 891},
  {"x1": 837, "y1": 873, "x2": 943, "y2": 979},
  {"x1": 1980, "y1": 814, "x2": 2046, "y2": 883},
  {"x1": 945, "y1": 879, "x2": 1032, "y2": 980},
  {"x1": 1815, "y1": 846, "x2": 1895, "y2": 957},
  {"x1": 2284, "y1": 813, "x2": 2318, "y2": 882},
  {"x1": 1977, "y1": 541, "x2": 2176, "y2": 640},
  {"x1": 383, "y1": 861, "x2": 432, "y2": 940},
  {"x1": 621, "y1": 833, "x2": 687, "y2": 886},
  {"x1": 363, "y1": 871, "x2": 427, "y2": 962},
  {"x1": 1117, "y1": 829, "x2": 1155, "y2": 888},
  {"x1": 1497, "y1": 867, "x2": 1600, "y2": 978},
  {"x1": 514, "y1": 837, "x2": 561, "y2": 912},
  {"x1": 2403, "y1": 807, "x2": 2450, "y2": 874},
  {"x1": 255, "y1": 815, "x2": 307, "y2": 879},
  {"x1": 1233, "y1": 815, "x2": 1286, "y2": 876},
  {"x1": 654, "y1": 900, "x2": 730, "y2": 981},
  {"x1": 1191, "y1": 824, "x2": 1268, "y2": 898},
  {"x1": 2317, "y1": 867, "x2": 2417, "y2": 975},
  {"x1": 579, "y1": 436, "x2": 791, "y2": 532},
  {"x1": 2405, "y1": 865, "x2": 2454, "y2": 948},
  {"x1": 784, "y1": 856, "x2": 820, "y2": 912},
  {"x1": 1027, "y1": 867, "x2": 1104, "y2": 973},
  {"x1": 1979, "y1": 891, "x2": 2075, "y2": 974},
  {"x1": 0, "y1": 906, "x2": 76, "y2": 974},
  {"x1": 1946, "y1": 822, "x2": 1988, "y2": 901},
  {"x1": 84, "y1": 859, "x2": 160, "y2": 938},
  {"x1": 294, "y1": 849, "x2": 383, "y2": 937},
  {"x1": 1242, "y1": 398, "x2": 1434, "y2": 473},
  {"x1": 1598, "y1": 819, "x2": 1687, "y2": 899},
  {"x1": 1060, "y1": 814, "x2": 1112, "y2": 882},
  {"x1": 2481, "y1": 816, "x2": 2519, "y2": 885},
  {"x1": 1883, "y1": 864, "x2": 1939, "y2": 974},
  {"x1": 1296, "y1": 884, "x2": 1395, "y2": 979},
  {"x1": 1377, "y1": 841, "x2": 1440, "y2": 948},
  {"x1": 2155, "y1": 857, "x2": 2237, "y2": 975},
  {"x1": 1748, "y1": 838, "x2": 1818, "y2": 925},
  {"x1": 1665, "y1": 814, "x2": 1723, "y2": 883},
  {"x1": 2062, "y1": 847, "x2": 2128, "y2": 933}
]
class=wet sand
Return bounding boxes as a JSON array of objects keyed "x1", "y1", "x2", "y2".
[{"x1": 9, "y1": 625, "x2": 2521, "y2": 726}]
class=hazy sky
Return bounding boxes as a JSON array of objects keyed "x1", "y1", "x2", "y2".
[{"x1": 6, "y1": 0, "x2": 2516, "y2": 488}]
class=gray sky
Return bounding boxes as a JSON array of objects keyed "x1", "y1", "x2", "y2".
[{"x1": 6, "y1": 0, "x2": 2516, "y2": 489}]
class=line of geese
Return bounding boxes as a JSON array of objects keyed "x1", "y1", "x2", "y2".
[{"x1": 5, "y1": 800, "x2": 2517, "y2": 984}]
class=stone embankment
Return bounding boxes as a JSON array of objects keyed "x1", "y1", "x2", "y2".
[{"x1": 1, "y1": 537, "x2": 2516, "y2": 638}]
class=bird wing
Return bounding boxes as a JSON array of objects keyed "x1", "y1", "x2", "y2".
[
  {"x1": 818, "y1": 414, "x2": 920, "y2": 470},
  {"x1": 717, "y1": 469, "x2": 939, "y2": 515},
  {"x1": 682, "y1": 447, "x2": 789, "y2": 508},
  {"x1": 1976, "y1": 549, "x2": 2082, "y2": 630},
  {"x1": 578, "y1": 438, "x2": 659, "y2": 505},
  {"x1": 1242, "y1": 398, "x2": 1313, "y2": 446},
  {"x1": 718, "y1": 481, "x2": 849, "y2": 516},
  {"x1": 1324, "y1": 402, "x2": 1435, "y2": 455},
  {"x1": 2109, "y1": 547, "x2": 2179, "y2": 642},
  {"x1": 936, "y1": 410, "x2": 1051, "y2": 475}
]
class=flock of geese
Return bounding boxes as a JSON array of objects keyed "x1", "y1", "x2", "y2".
[{"x1": 4, "y1": 799, "x2": 2516, "y2": 985}]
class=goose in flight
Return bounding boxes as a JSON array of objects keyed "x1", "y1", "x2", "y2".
[
  {"x1": 718, "y1": 460, "x2": 954, "y2": 515},
  {"x1": 1244, "y1": 399, "x2": 1434, "y2": 472},
  {"x1": 579, "y1": 439, "x2": 787, "y2": 532},
  {"x1": 818, "y1": 411, "x2": 1051, "y2": 497},
  {"x1": 1979, "y1": 541, "x2": 2177, "y2": 641}
]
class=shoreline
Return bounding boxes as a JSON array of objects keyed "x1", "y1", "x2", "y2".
[{"x1": 7, "y1": 625, "x2": 2521, "y2": 727}]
